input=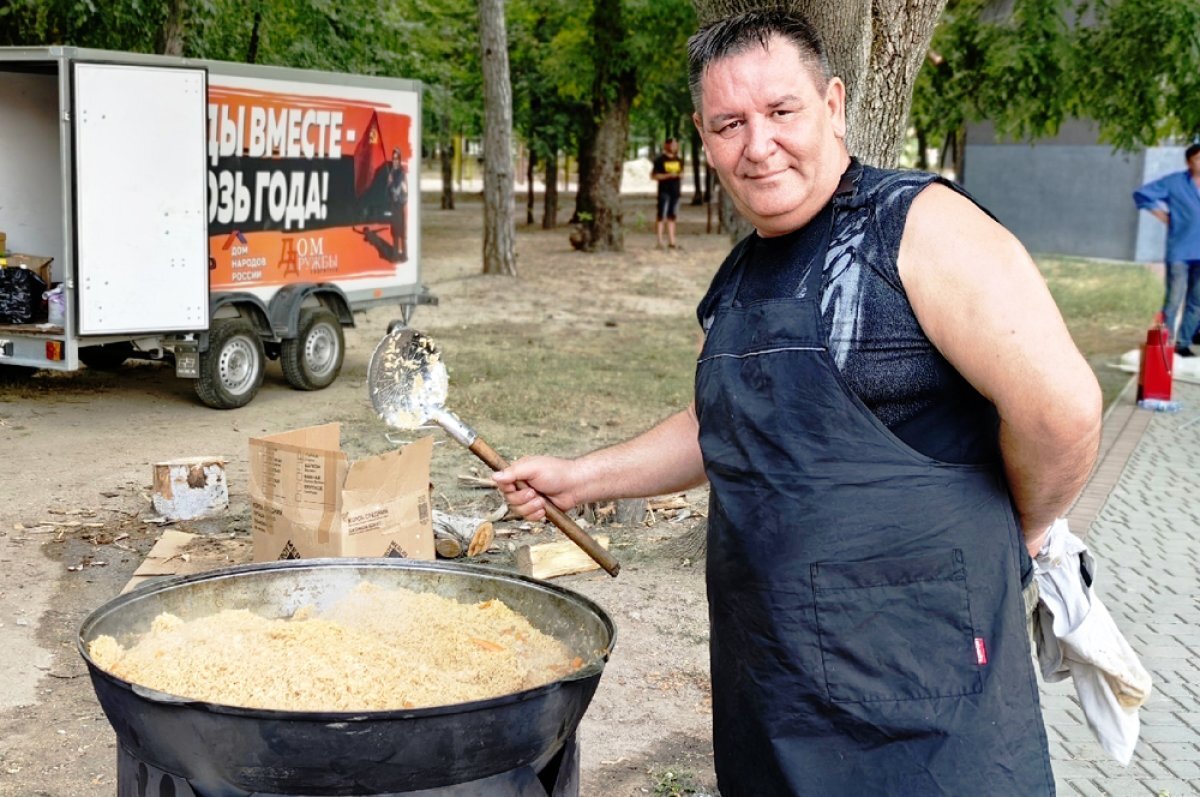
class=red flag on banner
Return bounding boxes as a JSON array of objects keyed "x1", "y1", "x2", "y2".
[{"x1": 353, "y1": 111, "x2": 413, "y2": 197}]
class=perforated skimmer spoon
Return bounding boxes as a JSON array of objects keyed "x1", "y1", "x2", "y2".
[{"x1": 368, "y1": 328, "x2": 620, "y2": 577}]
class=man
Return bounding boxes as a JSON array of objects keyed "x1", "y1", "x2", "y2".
[
  {"x1": 1134, "y1": 143, "x2": 1200, "y2": 355},
  {"x1": 651, "y1": 138, "x2": 684, "y2": 249},
  {"x1": 495, "y1": 10, "x2": 1101, "y2": 795}
]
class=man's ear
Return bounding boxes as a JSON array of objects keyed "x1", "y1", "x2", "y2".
[
  {"x1": 691, "y1": 112, "x2": 707, "y2": 154},
  {"x1": 826, "y1": 77, "x2": 847, "y2": 140}
]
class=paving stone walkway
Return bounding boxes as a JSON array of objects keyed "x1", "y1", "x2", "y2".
[{"x1": 1050, "y1": 377, "x2": 1200, "y2": 797}]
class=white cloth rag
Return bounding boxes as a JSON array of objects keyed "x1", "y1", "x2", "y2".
[{"x1": 1033, "y1": 518, "x2": 1152, "y2": 766}]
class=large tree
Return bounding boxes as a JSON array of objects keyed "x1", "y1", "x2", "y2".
[
  {"x1": 572, "y1": 0, "x2": 639, "y2": 251},
  {"x1": 479, "y1": 0, "x2": 519, "y2": 275}
]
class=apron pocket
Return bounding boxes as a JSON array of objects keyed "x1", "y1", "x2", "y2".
[{"x1": 812, "y1": 548, "x2": 982, "y2": 703}]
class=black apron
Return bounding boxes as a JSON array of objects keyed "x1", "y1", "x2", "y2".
[{"x1": 695, "y1": 195, "x2": 1054, "y2": 795}]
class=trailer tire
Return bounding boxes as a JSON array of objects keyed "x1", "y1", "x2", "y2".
[
  {"x1": 281, "y1": 308, "x2": 344, "y2": 391},
  {"x1": 79, "y1": 342, "x2": 133, "y2": 370},
  {"x1": 195, "y1": 319, "x2": 265, "y2": 409}
]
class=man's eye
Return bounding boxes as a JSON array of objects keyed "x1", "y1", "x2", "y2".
[{"x1": 716, "y1": 120, "x2": 741, "y2": 136}]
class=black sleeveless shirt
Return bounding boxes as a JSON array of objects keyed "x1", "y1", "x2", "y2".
[{"x1": 698, "y1": 160, "x2": 1000, "y2": 465}]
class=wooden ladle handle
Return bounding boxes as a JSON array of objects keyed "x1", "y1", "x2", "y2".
[{"x1": 468, "y1": 437, "x2": 621, "y2": 577}]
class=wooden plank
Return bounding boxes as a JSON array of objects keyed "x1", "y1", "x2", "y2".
[{"x1": 515, "y1": 535, "x2": 610, "y2": 580}]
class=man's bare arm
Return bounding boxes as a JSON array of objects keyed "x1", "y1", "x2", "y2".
[
  {"x1": 899, "y1": 184, "x2": 1103, "y2": 554},
  {"x1": 493, "y1": 405, "x2": 707, "y2": 521}
]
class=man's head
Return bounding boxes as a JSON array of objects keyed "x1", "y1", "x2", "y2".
[
  {"x1": 664, "y1": 138, "x2": 679, "y2": 156},
  {"x1": 1187, "y1": 143, "x2": 1200, "y2": 175},
  {"x1": 688, "y1": 9, "x2": 849, "y2": 237},
  {"x1": 687, "y1": 9, "x2": 831, "y2": 116},
  {"x1": 392, "y1": 147, "x2": 403, "y2": 166}
]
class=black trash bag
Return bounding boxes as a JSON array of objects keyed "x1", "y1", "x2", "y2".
[{"x1": 0, "y1": 267, "x2": 48, "y2": 324}]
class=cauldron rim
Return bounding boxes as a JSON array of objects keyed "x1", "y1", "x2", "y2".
[{"x1": 77, "y1": 557, "x2": 616, "y2": 720}]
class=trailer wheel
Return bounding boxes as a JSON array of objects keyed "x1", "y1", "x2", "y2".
[
  {"x1": 195, "y1": 319, "x2": 265, "y2": 409},
  {"x1": 79, "y1": 342, "x2": 134, "y2": 370},
  {"x1": 281, "y1": 308, "x2": 344, "y2": 391}
]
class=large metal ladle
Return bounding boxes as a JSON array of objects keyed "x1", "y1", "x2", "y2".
[{"x1": 368, "y1": 328, "x2": 620, "y2": 577}]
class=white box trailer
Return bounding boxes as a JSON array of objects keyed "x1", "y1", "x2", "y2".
[{"x1": 0, "y1": 46, "x2": 433, "y2": 408}]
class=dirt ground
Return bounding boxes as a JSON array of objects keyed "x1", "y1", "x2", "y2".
[{"x1": 0, "y1": 192, "x2": 732, "y2": 796}]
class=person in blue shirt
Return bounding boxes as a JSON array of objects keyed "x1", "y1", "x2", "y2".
[{"x1": 1134, "y1": 143, "x2": 1200, "y2": 356}]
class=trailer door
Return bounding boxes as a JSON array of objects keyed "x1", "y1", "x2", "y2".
[{"x1": 73, "y1": 62, "x2": 208, "y2": 335}]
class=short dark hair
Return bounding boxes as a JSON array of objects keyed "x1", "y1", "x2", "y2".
[
  {"x1": 1187, "y1": 143, "x2": 1200, "y2": 161},
  {"x1": 687, "y1": 9, "x2": 831, "y2": 113}
]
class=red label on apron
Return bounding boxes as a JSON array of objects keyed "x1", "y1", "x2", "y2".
[{"x1": 974, "y1": 637, "x2": 989, "y2": 665}]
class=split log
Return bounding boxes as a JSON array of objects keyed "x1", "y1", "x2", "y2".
[
  {"x1": 432, "y1": 510, "x2": 494, "y2": 559},
  {"x1": 515, "y1": 535, "x2": 611, "y2": 579},
  {"x1": 648, "y1": 495, "x2": 688, "y2": 511}
]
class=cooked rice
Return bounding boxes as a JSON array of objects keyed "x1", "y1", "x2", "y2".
[{"x1": 88, "y1": 582, "x2": 583, "y2": 712}]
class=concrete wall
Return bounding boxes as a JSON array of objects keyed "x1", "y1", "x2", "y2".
[{"x1": 962, "y1": 121, "x2": 1190, "y2": 262}]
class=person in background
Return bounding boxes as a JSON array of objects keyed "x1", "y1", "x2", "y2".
[
  {"x1": 1134, "y1": 142, "x2": 1200, "y2": 355},
  {"x1": 651, "y1": 138, "x2": 684, "y2": 249},
  {"x1": 387, "y1": 147, "x2": 409, "y2": 263},
  {"x1": 495, "y1": 9, "x2": 1101, "y2": 795}
]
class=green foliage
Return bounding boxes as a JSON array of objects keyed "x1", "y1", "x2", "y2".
[
  {"x1": 1, "y1": 0, "x2": 178, "y2": 51},
  {"x1": 508, "y1": 0, "x2": 590, "y2": 159},
  {"x1": 912, "y1": 0, "x2": 1200, "y2": 151},
  {"x1": 627, "y1": 0, "x2": 696, "y2": 140},
  {"x1": 1073, "y1": 0, "x2": 1200, "y2": 149},
  {"x1": 651, "y1": 768, "x2": 704, "y2": 797}
]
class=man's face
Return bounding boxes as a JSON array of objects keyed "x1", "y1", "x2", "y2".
[
  {"x1": 664, "y1": 140, "x2": 679, "y2": 157},
  {"x1": 693, "y1": 36, "x2": 849, "y2": 237},
  {"x1": 1188, "y1": 151, "x2": 1200, "y2": 176}
]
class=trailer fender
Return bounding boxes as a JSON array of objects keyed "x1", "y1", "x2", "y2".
[
  {"x1": 267, "y1": 284, "x2": 354, "y2": 340},
  {"x1": 204, "y1": 293, "x2": 272, "y2": 351}
]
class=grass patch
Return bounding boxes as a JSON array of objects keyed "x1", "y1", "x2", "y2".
[
  {"x1": 1039, "y1": 257, "x2": 1161, "y2": 408},
  {"x1": 428, "y1": 256, "x2": 1158, "y2": 466},
  {"x1": 434, "y1": 315, "x2": 698, "y2": 457}
]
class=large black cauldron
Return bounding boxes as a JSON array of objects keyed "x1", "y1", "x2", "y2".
[{"x1": 77, "y1": 559, "x2": 615, "y2": 796}]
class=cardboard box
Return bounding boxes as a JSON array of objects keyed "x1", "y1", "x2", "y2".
[
  {"x1": 0, "y1": 253, "x2": 54, "y2": 285},
  {"x1": 249, "y1": 423, "x2": 435, "y2": 562}
]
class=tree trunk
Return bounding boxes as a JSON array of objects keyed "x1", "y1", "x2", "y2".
[
  {"x1": 526, "y1": 148, "x2": 537, "y2": 225},
  {"x1": 572, "y1": 0, "x2": 637, "y2": 252},
  {"x1": 915, "y1": 126, "x2": 928, "y2": 170},
  {"x1": 435, "y1": 91, "x2": 455, "y2": 210},
  {"x1": 478, "y1": 0, "x2": 518, "y2": 276},
  {"x1": 689, "y1": 127, "x2": 705, "y2": 205},
  {"x1": 156, "y1": 0, "x2": 186, "y2": 56},
  {"x1": 440, "y1": 140, "x2": 455, "y2": 210},
  {"x1": 542, "y1": 149, "x2": 558, "y2": 229},
  {"x1": 572, "y1": 129, "x2": 595, "y2": 224},
  {"x1": 690, "y1": 0, "x2": 947, "y2": 167},
  {"x1": 246, "y1": 9, "x2": 262, "y2": 64}
]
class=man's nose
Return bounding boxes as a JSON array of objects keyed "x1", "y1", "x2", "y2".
[{"x1": 743, "y1": 118, "x2": 775, "y2": 162}]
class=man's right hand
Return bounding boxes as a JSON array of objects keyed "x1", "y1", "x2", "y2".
[
  {"x1": 492, "y1": 406, "x2": 708, "y2": 524},
  {"x1": 493, "y1": 456, "x2": 582, "y2": 522}
]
